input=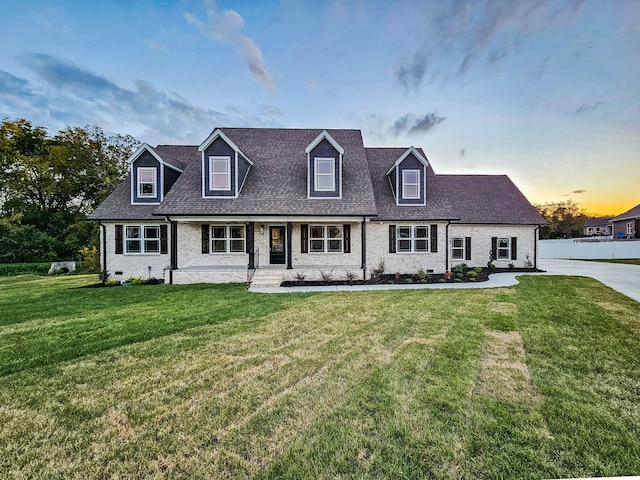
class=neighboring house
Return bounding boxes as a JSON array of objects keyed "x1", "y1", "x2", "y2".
[
  {"x1": 583, "y1": 217, "x2": 612, "y2": 237},
  {"x1": 610, "y1": 204, "x2": 640, "y2": 240},
  {"x1": 88, "y1": 128, "x2": 545, "y2": 285}
]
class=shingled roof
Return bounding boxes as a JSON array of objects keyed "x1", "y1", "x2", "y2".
[
  {"x1": 611, "y1": 203, "x2": 640, "y2": 222},
  {"x1": 366, "y1": 148, "x2": 545, "y2": 224},
  {"x1": 90, "y1": 127, "x2": 544, "y2": 225}
]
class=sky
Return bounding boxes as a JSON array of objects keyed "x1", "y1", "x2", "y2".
[{"x1": 1, "y1": 0, "x2": 638, "y2": 216}]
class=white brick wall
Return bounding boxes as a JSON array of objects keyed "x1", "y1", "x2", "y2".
[
  {"x1": 102, "y1": 222, "x2": 171, "y2": 282},
  {"x1": 177, "y1": 223, "x2": 248, "y2": 268},
  {"x1": 448, "y1": 224, "x2": 537, "y2": 269},
  {"x1": 366, "y1": 222, "x2": 447, "y2": 275}
]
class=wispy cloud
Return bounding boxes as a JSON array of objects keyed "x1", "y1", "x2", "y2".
[
  {"x1": 391, "y1": 113, "x2": 446, "y2": 136},
  {"x1": 396, "y1": 0, "x2": 586, "y2": 90},
  {"x1": 2, "y1": 54, "x2": 280, "y2": 144},
  {"x1": 185, "y1": 0, "x2": 274, "y2": 92},
  {"x1": 575, "y1": 102, "x2": 600, "y2": 114}
]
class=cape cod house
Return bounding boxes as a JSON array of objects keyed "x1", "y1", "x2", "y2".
[{"x1": 88, "y1": 128, "x2": 545, "y2": 286}]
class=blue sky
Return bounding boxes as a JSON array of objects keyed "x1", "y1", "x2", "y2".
[{"x1": 1, "y1": 0, "x2": 638, "y2": 214}]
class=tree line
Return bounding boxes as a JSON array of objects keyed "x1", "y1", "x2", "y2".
[{"x1": 0, "y1": 118, "x2": 139, "y2": 263}]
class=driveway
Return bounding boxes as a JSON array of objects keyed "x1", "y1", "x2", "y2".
[{"x1": 538, "y1": 259, "x2": 640, "y2": 303}]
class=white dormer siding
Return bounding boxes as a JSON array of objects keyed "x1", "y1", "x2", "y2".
[
  {"x1": 306, "y1": 131, "x2": 343, "y2": 199},
  {"x1": 199, "y1": 129, "x2": 253, "y2": 198},
  {"x1": 386, "y1": 147, "x2": 428, "y2": 206}
]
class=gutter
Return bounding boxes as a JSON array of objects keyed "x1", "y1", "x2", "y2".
[
  {"x1": 534, "y1": 225, "x2": 540, "y2": 269},
  {"x1": 445, "y1": 220, "x2": 452, "y2": 272}
]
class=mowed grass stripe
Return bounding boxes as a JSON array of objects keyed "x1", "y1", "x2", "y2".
[{"x1": 1, "y1": 275, "x2": 640, "y2": 478}]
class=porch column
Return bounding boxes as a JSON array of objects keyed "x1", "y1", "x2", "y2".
[
  {"x1": 247, "y1": 222, "x2": 255, "y2": 269},
  {"x1": 361, "y1": 219, "x2": 366, "y2": 274},
  {"x1": 286, "y1": 222, "x2": 293, "y2": 269},
  {"x1": 170, "y1": 220, "x2": 178, "y2": 284}
]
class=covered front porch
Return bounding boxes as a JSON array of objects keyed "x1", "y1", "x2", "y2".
[{"x1": 166, "y1": 215, "x2": 368, "y2": 285}]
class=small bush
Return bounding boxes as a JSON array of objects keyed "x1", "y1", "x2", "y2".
[
  {"x1": 79, "y1": 246, "x2": 100, "y2": 273},
  {"x1": 466, "y1": 270, "x2": 478, "y2": 279},
  {"x1": 404, "y1": 278, "x2": 413, "y2": 283},
  {"x1": 345, "y1": 270, "x2": 358, "y2": 282},
  {"x1": 105, "y1": 278, "x2": 120, "y2": 287},
  {"x1": 452, "y1": 263, "x2": 467, "y2": 274},
  {"x1": 295, "y1": 272, "x2": 307, "y2": 282},
  {"x1": 455, "y1": 272, "x2": 464, "y2": 279},
  {"x1": 508, "y1": 262, "x2": 515, "y2": 269},
  {"x1": 417, "y1": 268, "x2": 426, "y2": 279},
  {"x1": 473, "y1": 266, "x2": 483, "y2": 274},
  {"x1": 320, "y1": 270, "x2": 334, "y2": 282}
]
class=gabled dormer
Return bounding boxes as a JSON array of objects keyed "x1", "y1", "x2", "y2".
[
  {"x1": 305, "y1": 130, "x2": 343, "y2": 199},
  {"x1": 386, "y1": 146, "x2": 428, "y2": 206},
  {"x1": 129, "y1": 143, "x2": 183, "y2": 205},
  {"x1": 199, "y1": 129, "x2": 253, "y2": 199}
]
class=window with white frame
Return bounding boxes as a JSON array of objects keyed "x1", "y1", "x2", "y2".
[
  {"x1": 209, "y1": 156, "x2": 231, "y2": 190},
  {"x1": 137, "y1": 167, "x2": 157, "y2": 198},
  {"x1": 402, "y1": 170, "x2": 420, "y2": 199},
  {"x1": 627, "y1": 222, "x2": 634, "y2": 235},
  {"x1": 314, "y1": 157, "x2": 335, "y2": 191},
  {"x1": 397, "y1": 225, "x2": 428, "y2": 253},
  {"x1": 125, "y1": 225, "x2": 160, "y2": 254},
  {"x1": 211, "y1": 225, "x2": 245, "y2": 253},
  {"x1": 451, "y1": 237, "x2": 465, "y2": 260},
  {"x1": 309, "y1": 225, "x2": 342, "y2": 253},
  {"x1": 497, "y1": 237, "x2": 511, "y2": 259}
]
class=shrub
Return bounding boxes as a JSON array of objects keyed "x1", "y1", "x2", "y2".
[
  {"x1": 79, "y1": 246, "x2": 100, "y2": 273},
  {"x1": 345, "y1": 270, "x2": 358, "y2": 283},
  {"x1": 508, "y1": 262, "x2": 515, "y2": 269},
  {"x1": 105, "y1": 278, "x2": 120, "y2": 287},
  {"x1": 404, "y1": 277, "x2": 413, "y2": 283},
  {"x1": 452, "y1": 263, "x2": 467, "y2": 274},
  {"x1": 473, "y1": 266, "x2": 483, "y2": 274},
  {"x1": 417, "y1": 268, "x2": 426, "y2": 279},
  {"x1": 320, "y1": 270, "x2": 334, "y2": 282},
  {"x1": 466, "y1": 270, "x2": 478, "y2": 279},
  {"x1": 294, "y1": 272, "x2": 307, "y2": 282},
  {"x1": 455, "y1": 272, "x2": 464, "y2": 279}
]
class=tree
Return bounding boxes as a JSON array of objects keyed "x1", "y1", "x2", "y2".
[
  {"x1": 535, "y1": 200, "x2": 588, "y2": 239},
  {"x1": 0, "y1": 118, "x2": 139, "y2": 261}
]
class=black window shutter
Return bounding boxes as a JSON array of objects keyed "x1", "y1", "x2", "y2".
[
  {"x1": 115, "y1": 224, "x2": 123, "y2": 254},
  {"x1": 201, "y1": 224, "x2": 209, "y2": 254},
  {"x1": 491, "y1": 237, "x2": 497, "y2": 260},
  {"x1": 465, "y1": 237, "x2": 472, "y2": 260},
  {"x1": 301, "y1": 224, "x2": 308, "y2": 253},
  {"x1": 389, "y1": 225, "x2": 396, "y2": 253},
  {"x1": 343, "y1": 224, "x2": 351, "y2": 253},
  {"x1": 160, "y1": 224, "x2": 168, "y2": 254},
  {"x1": 511, "y1": 237, "x2": 517, "y2": 260},
  {"x1": 430, "y1": 225, "x2": 438, "y2": 252}
]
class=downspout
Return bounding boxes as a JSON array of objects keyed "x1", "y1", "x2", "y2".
[
  {"x1": 361, "y1": 217, "x2": 367, "y2": 280},
  {"x1": 445, "y1": 220, "x2": 451, "y2": 273},
  {"x1": 99, "y1": 222, "x2": 107, "y2": 277}
]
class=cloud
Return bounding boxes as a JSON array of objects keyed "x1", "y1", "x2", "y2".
[
  {"x1": 572, "y1": 189, "x2": 587, "y2": 194},
  {"x1": 185, "y1": 0, "x2": 274, "y2": 92},
  {"x1": 396, "y1": 0, "x2": 586, "y2": 89},
  {"x1": 391, "y1": 113, "x2": 446, "y2": 136},
  {"x1": 396, "y1": 53, "x2": 428, "y2": 91},
  {"x1": 575, "y1": 102, "x2": 600, "y2": 114},
  {"x1": 3, "y1": 54, "x2": 281, "y2": 144},
  {"x1": 459, "y1": 147, "x2": 466, "y2": 158}
]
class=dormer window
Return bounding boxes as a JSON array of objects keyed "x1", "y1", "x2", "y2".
[
  {"x1": 402, "y1": 170, "x2": 420, "y2": 199},
  {"x1": 210, "y1": 156, "x2": 231, "y2": 191},
  {"x1": 137, "y1": 167, "x2": 157, "y2": 198},
  {"x1": 315, "y1": 158, "x2": 335, "y2": 191}
]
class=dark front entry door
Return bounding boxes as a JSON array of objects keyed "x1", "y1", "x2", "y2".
[{"x1": 270, "y1": 226, "x2": 286, "y2": 264}]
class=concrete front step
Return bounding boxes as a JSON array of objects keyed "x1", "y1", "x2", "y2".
[{"x1": 249, "y1": 270, "x2": 285, "y2": 287}]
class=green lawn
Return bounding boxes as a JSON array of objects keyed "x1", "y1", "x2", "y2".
[{"x1": 1, "y1": 275, "x2": 639, "y2": 479}]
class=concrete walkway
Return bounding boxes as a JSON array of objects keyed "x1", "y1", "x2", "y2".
[
  {"x1": 538, "y1": 258, "x2": 640, "y2": 303},
  {"x1": 250, "y1": 259, "x2": 640, "y2": 303}
]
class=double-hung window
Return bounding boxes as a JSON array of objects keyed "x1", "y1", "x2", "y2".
[
  {"x1": 314, "y1": 158, "x2": 335, "y2": 191},
  {"x1": 137, "y1": 167, "x2": 157, "y2": 198},
  {"x1": 497, "y1": 237, "x2": 511, "y2": 259},
  {"x1": 627, "y1": 222, "x2": 634, "y2": 236},
  {"x1": 402, "y1": 170, "x2": 420, "y2": 199},
  {"x1": 451, "y1": 237, "x2": 465, "y2": 260},
  {"x1": 309, "y1": 225, "x2": 342, "y2": 253},
  {"x1": 125, "y1": 226, "x2": 160, "y2": 254},
  {"x1": 210, "y1": 156, "x2": 231, "y2": 190},
  {"x1": 397, "y1": 225, "x2": 428, "y2": 253},
  {"x1": 211, "y1": 225, "x2": 245, "y2": 253}
]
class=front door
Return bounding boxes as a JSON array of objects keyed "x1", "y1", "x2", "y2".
[{"x1": 269, "y1": 226, "x2": 286, "y2": 264}]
